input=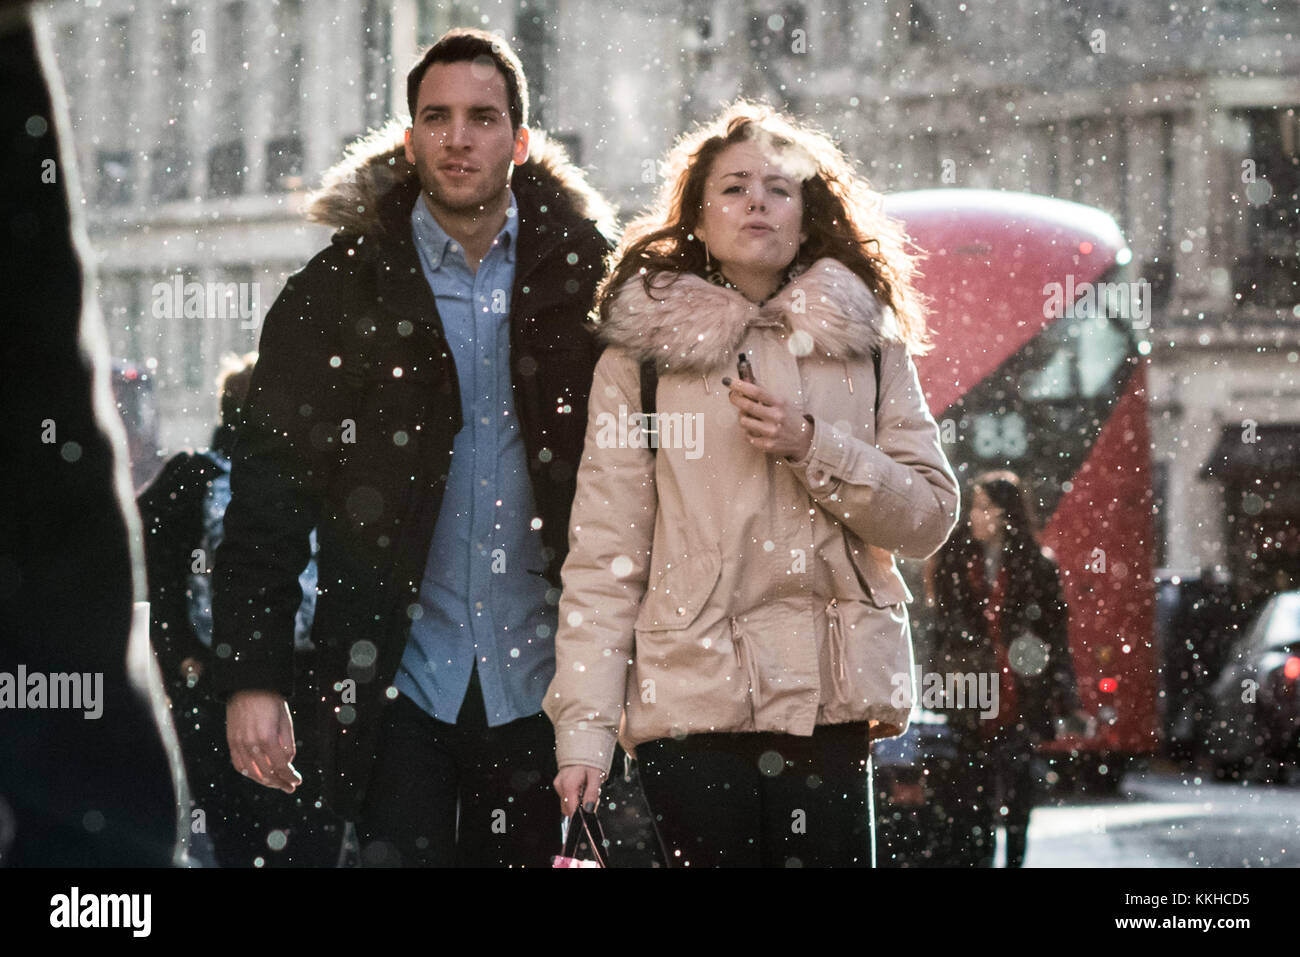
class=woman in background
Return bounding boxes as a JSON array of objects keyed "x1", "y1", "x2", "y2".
[{"x1": 928, "y1": 470, "x2": 1090, "y2": 868}]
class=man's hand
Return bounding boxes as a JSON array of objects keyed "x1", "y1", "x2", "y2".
[
  {"x1": 722, "y1": 376, "x2": 813, "y2": 461},
  {"x1": 226, "y1": 690, "x2": 302, "y2": 793},
  {"x1": 553, "y1": 765, "x2": 605, "y2": 817}
]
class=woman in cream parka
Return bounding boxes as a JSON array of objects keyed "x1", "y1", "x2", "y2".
[{"x1": 546, "y1": 103, "x2": 959, "y2": 867}]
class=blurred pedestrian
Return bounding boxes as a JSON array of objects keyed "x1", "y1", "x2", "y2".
[
  {"x1": 927, "y1": 470, "x2": 1090, "y2": 867},
  {"x1": 546, "y1": 101, "x2": 959, "y2": 867},
  {"x1": 138, "y1": 353, "x2": 342, "y2": 866},
  {"x1": 1, "y1": 3, "x2": 186, "y2": 867}
]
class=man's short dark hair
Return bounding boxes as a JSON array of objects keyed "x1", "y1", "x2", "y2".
[{"x1": 406, "y1": 28, "x2": 529, "y2": 130}]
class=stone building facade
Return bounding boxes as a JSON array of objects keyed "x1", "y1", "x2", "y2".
[{"x1": 40, "y1": 0, "x2": 1300, "y2": 594}]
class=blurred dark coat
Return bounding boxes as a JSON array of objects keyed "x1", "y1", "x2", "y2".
[
  {"x1": 210, "y1": 126, "x2": 614, "y2": 819},
  {"x1": 138, "y1": 435, "x2": 231, "y2": 687},
  {"x1": 0, "y1": 13, "x2": 183, "y2": 866},
  {"x1": 931, "y1": 542, "x2": 1081, "y2": 743}
]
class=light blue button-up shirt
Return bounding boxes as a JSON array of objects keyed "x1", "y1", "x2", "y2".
[{"x1": 395, "y1": 192, "x2": 556, "y2": 726}]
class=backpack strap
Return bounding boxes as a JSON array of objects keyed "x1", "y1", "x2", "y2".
[
  {"x1": 872, "y1": 345, "x2": 881, "y2": 429},
  {"x1": 639, "y1": 358, "x2": 658, "y2": 457}
]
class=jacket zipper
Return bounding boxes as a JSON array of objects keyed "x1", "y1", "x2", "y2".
[
  {"x1": 730, "y1": 615, "x2": 760, "y2": 727},
  {"x1": 826, "y1": 597, "x2": 849, "y2": 702}
]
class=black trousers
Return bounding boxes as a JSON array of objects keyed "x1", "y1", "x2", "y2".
[
  {"x1": 986, "y1": 729, "x2": 1039, "y2": 868},
  {"x1": 636, "y1": 722, "x2": 876, "y2": 868},
  {"x1": 357, "y1": 667, "x2": 559, "y2": 867}
]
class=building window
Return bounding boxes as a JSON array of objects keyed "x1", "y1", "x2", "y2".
[
  {"x1": 106, "y1": 15, "x2": 133, "y2": 128},
  {"x1": 151, "y1": 6, "x2": 191, "y2": 202},
  {"x1": 1234, "y1": 106, "x2": 1300, "y2": 309},
  {"x1": 268, "y1": 0, "x2": 304, "y2": 192},
  {"x1": 150, "y1": 146, "x2": 189, "y2": 203},
  {"x1": 97, "y1": 16, "x2": 134, "y2": 205},
  {"x1": 747, "y1": 3, "x2": 807, "y2": 59},
  {"x1": 209, "y1": 2, "x2": 246, "y2": 197},
  {"x1": 515, "y1": 0, "x2": 552, "y2": 127},
  {"x1": 907, "y1": 0, "x2": 936, "y2": 45},
  {"x1": 97, "y1": 151, "x2": 134, "y2": 206},
  {"x1": 362, "y1": 0, "x2": 392, "y2": 128},
  {"x1": 266, "y1": 137, "x2": 303, "y2": 191},
  {"x1": 1132, "y1": 114, "x2": 1176, "y2": 313},
  {"x1": 99, "y1": 271, "x2": 142, "y2": 362},
  {"x1": 208, "y1": 140, "x2": 246, "y2": 197}
]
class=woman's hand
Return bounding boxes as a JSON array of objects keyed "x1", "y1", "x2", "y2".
[
  {"x1": 723, "y1": 376, "x2": 813, "y2": 461},
  {"x1": 554, "y1": 764, "x2": 606, "y2": 817}
]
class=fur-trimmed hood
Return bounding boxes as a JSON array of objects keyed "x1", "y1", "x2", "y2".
[
  {"x1": 595, "y1": 257, "x2": 903, "y2": 374},
  {"x1": 304, "y1": 119, "x2": 618, "y2": 243}
]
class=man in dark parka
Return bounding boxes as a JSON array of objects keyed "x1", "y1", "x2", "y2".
[{"x1": 212, "y1": 29, "x2": 614, "y2": 867}]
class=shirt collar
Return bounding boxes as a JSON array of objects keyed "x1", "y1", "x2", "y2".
[{"x1": 410, "y1": 189, "x2": 519, "y2": 270}]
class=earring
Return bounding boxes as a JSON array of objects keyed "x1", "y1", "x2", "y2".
[{"x1": 702, "y1": 237, "x2": 713, "y2": 272}]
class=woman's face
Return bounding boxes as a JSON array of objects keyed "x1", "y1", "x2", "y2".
[
  {"x1": 695, "y1": 139, "x2": 806, "y2": 281},
  {"x1": 969, "y1": 486, "x2": 1006, "y2": 544}
]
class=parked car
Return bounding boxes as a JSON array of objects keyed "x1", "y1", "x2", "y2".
[
  {"x1": 1207, "y1": 590, "x2": 1300, "y2": 781},
  {"x1": 1153, "y1": 568, "x2": 1238, "y2": 763}
]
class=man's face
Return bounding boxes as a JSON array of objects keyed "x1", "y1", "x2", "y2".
[{"x1": 404, "y1": 58, "x2": 529, "y2": 215}]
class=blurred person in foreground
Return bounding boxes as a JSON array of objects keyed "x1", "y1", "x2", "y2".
[
  {"x1": 927, "y1": 470, "x2": 1091, "y2": 868},
  {"x1": 547, "y1": 101, "x2": 960, "y2": 867},
  {"x1": 139, "y1": 353, "x2": 342, "y2": 866},
  {"x1": 0, "y1": 2, "x2": 185, "y2": 866}
]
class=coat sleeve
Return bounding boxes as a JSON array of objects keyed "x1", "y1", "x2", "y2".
[
  {"x1": 785, "y1": 339, "x2": 959, "y2": 559},
  {"x1": 210, "y1": 253, "x2": 349, "y2": 701},
  {"x1": 543, "y1": 346, "x2": 657, "y2": 773}
]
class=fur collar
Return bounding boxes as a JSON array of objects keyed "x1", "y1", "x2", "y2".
[
  {"x1": 596, "y1": 257, "x2": 902, "y2": 373},
  {"x1": 304, "y1": 120, "x2": 618, "y2": 243}
]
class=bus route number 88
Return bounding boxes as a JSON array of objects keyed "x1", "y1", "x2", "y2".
[{"x1": 971, "y1": 411, "x2": 1029, "y2": 459}]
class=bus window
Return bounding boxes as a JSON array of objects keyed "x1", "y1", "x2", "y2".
[{"x1": 1022, "y1": 280, "x2": 1133, "y2": 402}]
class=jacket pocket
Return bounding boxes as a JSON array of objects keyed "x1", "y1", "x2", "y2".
[
  {"x1": 842, "y1": 532, "x2": 911, "y2": 608},
  {"x1": 634, "y1": 542, "x2": 722, "y2": 631}
]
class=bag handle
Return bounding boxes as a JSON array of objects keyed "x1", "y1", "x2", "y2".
[{"x1": 559, "y1": 806, "x2": 608, "y2": 868}]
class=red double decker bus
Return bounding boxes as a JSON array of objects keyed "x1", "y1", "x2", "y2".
[{"x1": 884, "y1": 188, "x2": 1160, "y2": 790}]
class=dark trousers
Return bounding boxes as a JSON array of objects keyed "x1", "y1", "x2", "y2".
[
  {"x1": 636, "y1": 722, "x2": 875, "y2": 868},
  {"x1": 357, "y1": 667, "x2": 559, "y2": 867},
  {"x1": 986, "y1": 730, "x2": 1038, "y2": 868}
]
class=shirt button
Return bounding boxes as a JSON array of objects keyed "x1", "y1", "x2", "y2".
[{"x1": 676, "y1": 607, "x2": 686, "y2": 616}]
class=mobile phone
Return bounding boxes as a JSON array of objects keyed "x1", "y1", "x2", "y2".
[{"x1": 737, "y1": 353, "x2": 756, "y2": 383}]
